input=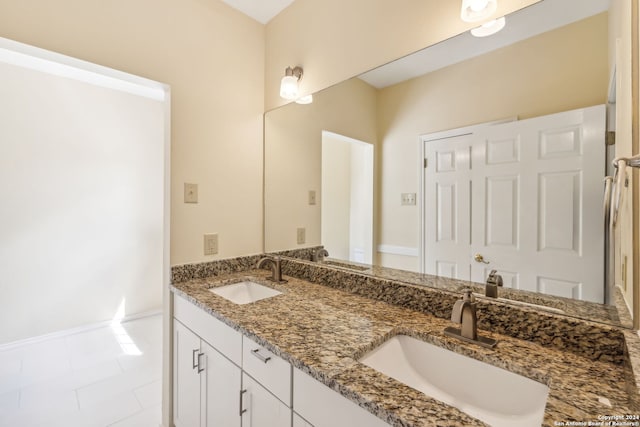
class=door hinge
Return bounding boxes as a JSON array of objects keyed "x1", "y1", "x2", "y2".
[
  {"x1": 606, "y1": 131, "x2": 616, "y2": 145},
  {"x1": 424, "y1": 158, "x2": 428, "y2": 168}
]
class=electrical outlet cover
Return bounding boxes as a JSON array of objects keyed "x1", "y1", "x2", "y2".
[
  {"x1": 204, "y1": 233, "x2": 218, "y2": 255},
  {"x1": 296, "y1": 227, "x2": 306, "y2": 244}
]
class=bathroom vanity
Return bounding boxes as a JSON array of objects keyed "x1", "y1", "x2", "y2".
[{"x1": 169, "y1": 256, "x2": 639, "y2": 427}]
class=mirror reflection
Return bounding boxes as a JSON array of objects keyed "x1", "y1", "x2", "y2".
[{"x1": 264, "y1": 0, "x2": 628, "y2": 326}]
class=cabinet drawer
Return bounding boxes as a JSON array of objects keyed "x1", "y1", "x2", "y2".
[
  {"x1": 293, "y1": 367, "x2": 389, "y2": 427},
  {"x1": 173, "y1": 293, "x2": 242, "y2": 366},
  {"x1": 242, "y1": 336, "x2": 292, "y2": 406}
]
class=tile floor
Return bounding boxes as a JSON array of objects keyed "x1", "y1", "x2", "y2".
[{"x1": 0, "y1": 314, "x2": 162, "y2": 427}]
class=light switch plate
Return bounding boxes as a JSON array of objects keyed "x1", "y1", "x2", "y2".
[
  {"x1": 308, "y1": 190, "x2": 317, "y2": 205},
  {"x1": 296, "y1": 227, "x2": 306, "y2": 244},
  {"x1": 204, "y1": 233, "x2": 218, "y2": 255},
  {"x1": 401, "y1": 193, "x2": 416, "y2": 206},
  {"x1": 184, "y1": 183, "x2": 198, "y2": 203}
]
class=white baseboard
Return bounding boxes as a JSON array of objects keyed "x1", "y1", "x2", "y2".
[
  {"x1": 376, "y1": 244, "x2": 419, "y2": 257},
  {"x1": 0, "y1": 309, "x2": 163, "y2": 351}
]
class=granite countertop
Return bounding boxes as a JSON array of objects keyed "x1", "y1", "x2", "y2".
[
  {"x1": 284, "y1": 256, "x2": 624, "y2": 327},
  {"x1": 171, "y1": 270, "x2": 637, "y2": 427}
]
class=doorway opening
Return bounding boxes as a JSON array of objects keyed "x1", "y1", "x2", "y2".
[{"x1": 321, "y1": 131, "x2": 374, "y2": 263}]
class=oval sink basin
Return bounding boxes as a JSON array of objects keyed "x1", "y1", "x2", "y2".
[
  {"x1": 209, "y1": 281, "x2": 282, "y2": 305},
  {"x1": 358, "y1": 335, "x2": 549, "y2": 427}
]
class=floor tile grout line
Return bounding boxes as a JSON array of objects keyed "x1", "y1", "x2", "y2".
[
  {"x1": 104, "y1": 397, "x2": 145, "y2": 427},
  {"x1": 2, "y1": 316, "x2": 162, "y2": 425}
]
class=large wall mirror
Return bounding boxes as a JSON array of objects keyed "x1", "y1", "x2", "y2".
[{"x1": 264, "y1": 0, "x2": 632, "y2": 328}]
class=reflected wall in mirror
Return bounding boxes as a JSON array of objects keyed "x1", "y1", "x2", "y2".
[{"x1": 264, "y1": 0, "x2": 631, "y2": 327}]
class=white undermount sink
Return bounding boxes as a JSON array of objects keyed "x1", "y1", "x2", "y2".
[
  {"x1": 209, "y1": 281, "x2": 282, "y2": 305},
  {"x1": 359, "y1": 335, "x2": 549, "y2": 427}
]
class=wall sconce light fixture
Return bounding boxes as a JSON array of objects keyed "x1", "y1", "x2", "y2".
[
  {"x1": 295, "y1": 94, "x2": 313, "y2": 105},
  {"x1": 470, "y1": 16, "x2": 506, "y2": 37},
  {"x1": 280, "y1": 66, "x2": 303, "y2": 100},
  {"x1": 460, "y1": 0, "x2": 497, "y2": 22}
]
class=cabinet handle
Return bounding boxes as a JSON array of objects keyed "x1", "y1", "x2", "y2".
[
  {"x1": 197, "y1": 352, "x2": 205, "y2": 373},
  {"x1": 239, "y1": 389, "x2": 247, "y2": 416},
  {"x1": 251, "y1": 348, "x2": 271, "y2": 364},
  {"x1": 192, "y1": 349, "x2": 199, "y2": 369}
]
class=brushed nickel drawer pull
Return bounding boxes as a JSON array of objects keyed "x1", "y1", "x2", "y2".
[
  {"x1": 251, "y1": 348, "x2": 272, "y2": 363},
  {"x1": 239, "y1": 389, "x2": 247, "y2": 416},
  {"x1": 192, "y1": 349, "x2": 199, "y2": 369},
  {"x1": 197, "y1": 352, "x2": 205, "y2": 373}
]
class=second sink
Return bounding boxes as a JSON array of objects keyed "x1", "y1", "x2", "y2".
[
  {"x1": 358, "y1": 335, "x2": 549, "y2": 427},
  {"x1": 209, "y1": 281, "x2": 282, "y2": 305}
]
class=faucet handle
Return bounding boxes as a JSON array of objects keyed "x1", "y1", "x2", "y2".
[{"x1": 486, "y1": 270, "x2": 503, "y2": 287}]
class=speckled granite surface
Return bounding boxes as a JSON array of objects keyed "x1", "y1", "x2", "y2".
[
  {"x1": 286, "y1": 257, "x2": 625, "y2": 327},
  {"x1": 171, "y1": 254, "x2": 264, "y2": 283},
  {"x1": 279, "y1": 258, "x2": 625, "y2": 364},
  {"x1": 171, "y1": 270, "x2": 638, "y2": 427}
]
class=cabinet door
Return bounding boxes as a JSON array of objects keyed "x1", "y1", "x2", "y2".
[
  {"x1": 242, "y1": 373, "x2": 291, "y2": 427},
  {"x1": 173, "y1": 320, "x2": 202, "y2": 427},
  {"x1": 293, "y1": 368, "x2": 389, "y2": 427},
  {"x1": 201, "y1": 340, "x2": 242, "y2": 427}
]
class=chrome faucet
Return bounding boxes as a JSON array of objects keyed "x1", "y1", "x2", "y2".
[
  {"x1": 444, "y1": 290, "x2": 497, "y2": 348},
  {"x1": 311, "y1": 247, "x2": 329, "y2": 262},
  {"x1": 256, "y1": 256, "x2": 287, "y2": 283},
  {"x1": 485, "y1": 270, "x2": 503, "y2": 298}
]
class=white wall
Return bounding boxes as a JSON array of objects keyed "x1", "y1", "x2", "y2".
[
  {"x1": 349, "y1": 142, "x2": 374, "y2": 263},
  {"x1": 321, "y1": 133, "x2": 374, "y2": 263},
  {"x1": 321, "y1": 135, "x2": 352, "y2": 260},
  {"x1": 0, "y1": 61, "x2": 164, "y2": 344}
]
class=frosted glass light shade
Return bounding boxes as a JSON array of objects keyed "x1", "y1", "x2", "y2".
[
  {"x1": 460, "y1": 0, "x2": 497, "y2": 22},
  {"x1": 280, "y1": 75, "x2": 299, "y2": 100},
  {"x1": 471, "y1": 16, "x2": 506, "y2": 37},
  {"x1": 295, "y1": 94, "x2": 313, "y2": 104}
]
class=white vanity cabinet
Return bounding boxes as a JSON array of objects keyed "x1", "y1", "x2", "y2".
[
  {"x1": 173, "y1": 295, "x2": 243, "y2": 427},
  {"x1": 241, "y1": 336, "x2": 292, "y2": 427},
  {"x1": 293, "y1": 413, "x2": 313, "y2": 427},
  {"x1": 293, "y1": 367, "x2": 389, "y2": 427},
  {"x1": 173, "y1": 320, "x2": 202, "y2": 427},
  {"x1": 172, "y1": 293, "x2": 388, "y2": 427}
]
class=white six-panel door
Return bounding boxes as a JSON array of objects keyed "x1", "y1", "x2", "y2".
[
  {"x1": 424, "y1": 134, "x2": 473, "y2": 280},
  {"x1": 424, "y1": 105, "x2": 605, "y2": 303}
]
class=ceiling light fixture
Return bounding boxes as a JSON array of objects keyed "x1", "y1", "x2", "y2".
[
  {"x1": 280, "y1": 66, "x2": 303, "y2": 100},
  {"x1": 470, "y1": 16, "x2": 506, "y2": 37},
  {"x1": 460, "y1": 0, "x2": 497, "y2": 23}
]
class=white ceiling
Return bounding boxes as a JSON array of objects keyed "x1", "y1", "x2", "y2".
[
  {"x1": 359, "y1": 0, "x2": 610, "y2": 89},
  {"x1": 221, "y1": 0, "x2": 295, "y2": 24}
]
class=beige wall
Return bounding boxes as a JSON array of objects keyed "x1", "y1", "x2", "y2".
[
  {"x1": 376, "y1": 13, "x2": 609, "y2": 271},
  {"x1": 0, "y1": 0, "x2": 265, "y2": 267},
  {"x1": 265, "y1": 78, "x2": 377, "y2": 252},
  {"x1": 264, "y1": 0, "x2": 541, "y2": 111}
]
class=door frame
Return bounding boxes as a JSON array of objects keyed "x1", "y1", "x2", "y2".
[{"x1": 418, "y1": 118, "x2": 516, "y2": 274}]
